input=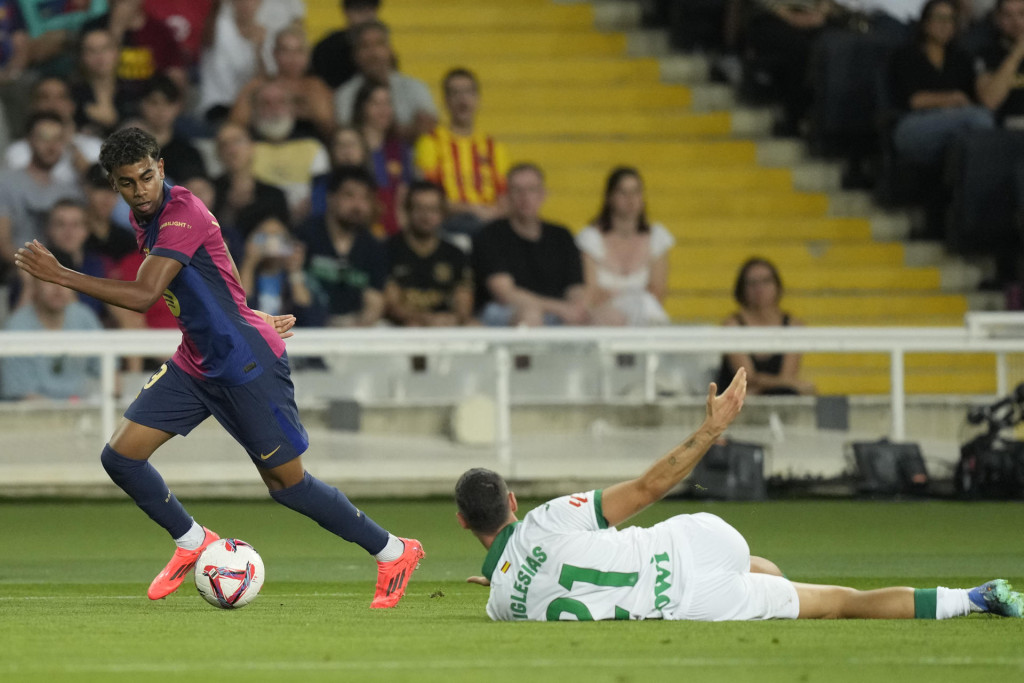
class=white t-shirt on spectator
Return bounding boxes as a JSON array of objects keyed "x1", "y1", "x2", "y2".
[{"x1": 196, "y1": 0, "x2": 304, "y2": 117}]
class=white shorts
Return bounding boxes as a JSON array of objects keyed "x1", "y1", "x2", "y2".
[{"x1": 660, "y1": 512, "x2": 800, "y2": 621}]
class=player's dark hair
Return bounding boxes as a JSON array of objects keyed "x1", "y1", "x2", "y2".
[
  {"x1": 443, "y1": 67, "x2": 479, "y2": 97},
  {"x1": 455, "y1": 468, "x2": 510, "y2": 535},
  {"x1": 404, "y1": 180, "x2": 446, "y2": 213},
  {"x1": 328, "y1": 163, "x2": 378, "y2": 194},
  {"x1": 99, "y1": 127, "x2": 161, "y2": 175},
  {"x1": 733, "y1": 256, "x2": 783, "y2": 307},
  {"x1": 593, "y1": 166, "x2": 649, "y2": 234}
]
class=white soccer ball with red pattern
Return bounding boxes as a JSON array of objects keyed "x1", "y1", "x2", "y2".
[{"x1": 194, "y1": 538, "x2": 265, "y2": 609}]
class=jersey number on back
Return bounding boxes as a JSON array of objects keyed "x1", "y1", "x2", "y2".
[{"x1": 545, "y1": 564, "x2": 638, "y2": 621}]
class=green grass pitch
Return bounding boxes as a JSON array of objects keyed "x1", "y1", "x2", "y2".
[{"x1": 2, "y1": 498, "x2": 1023, "y2": 682}]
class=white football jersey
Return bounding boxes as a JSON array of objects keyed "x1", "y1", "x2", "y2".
[{"x1": 483, "y1": 491, "x2": 683, "y2": 621}]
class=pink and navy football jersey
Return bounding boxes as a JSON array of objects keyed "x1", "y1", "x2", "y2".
[{"x1": 132, "y1": 182, "x2": 286, "y2": 385}]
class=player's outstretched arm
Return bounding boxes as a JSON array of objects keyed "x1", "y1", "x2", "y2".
[
  {"x1": 15, "y1": 240, "x2": 182, "y2": 313},
  {"x1": 600, "y1": 368, "x2": 747, "y2": 527}
]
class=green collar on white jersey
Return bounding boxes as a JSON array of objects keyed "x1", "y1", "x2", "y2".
[{"x1": 481, "y1": 521, "x2": 520, "y2": 579}]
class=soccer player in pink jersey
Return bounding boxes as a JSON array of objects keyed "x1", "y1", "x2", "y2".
[{"x1": 14, "y1": 127, "x2": 422, "y2": 608}]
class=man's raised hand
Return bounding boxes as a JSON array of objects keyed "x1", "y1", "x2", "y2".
[{"x1": 706, "y1": 367, "x2": 747, "y2": 436}]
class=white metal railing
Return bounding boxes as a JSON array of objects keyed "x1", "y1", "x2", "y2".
[{"x1": 2, "y1": 319, "x2": 1024, "y2": 470}]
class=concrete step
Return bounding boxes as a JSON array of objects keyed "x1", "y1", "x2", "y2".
[
  {"x1": 659, "y1": 54, "x2": 711, "y2": 85},
  {"x1": 592, "y1": 0, "x2": 642, "y2": 31}
]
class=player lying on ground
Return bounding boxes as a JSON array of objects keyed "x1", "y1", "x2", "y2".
[
  {"x1": 455, "y1": 368, "x2": 1024, "y2": 621},
  {"x1": 14, "y1": 127, "x2": 422, "y2": 608}
]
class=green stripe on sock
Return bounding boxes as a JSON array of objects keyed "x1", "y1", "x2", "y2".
[{"x1": 914, "y1": 588, "x2": 938, "y2": 619}]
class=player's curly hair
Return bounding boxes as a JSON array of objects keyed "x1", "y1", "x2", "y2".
[
  {"x1": 99, "y1": 127, "x2": 161, "y2": 175},
  {"x1": 455, "y1": 468, "x2": 510, "y2": 534}
]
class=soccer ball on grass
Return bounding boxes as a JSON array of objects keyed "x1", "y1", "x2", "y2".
[{"x1": 194, "y1": 538, "x2": 265, "y2": 609}]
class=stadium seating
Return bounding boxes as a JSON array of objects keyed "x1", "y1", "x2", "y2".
[{"x1": 303, "y1": 0, "x2": 994, "y2": 396}]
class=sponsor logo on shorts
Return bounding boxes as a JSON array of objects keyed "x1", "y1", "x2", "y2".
[{"x1": 260, "y1": 445, "x2": 282, "y2": 461}]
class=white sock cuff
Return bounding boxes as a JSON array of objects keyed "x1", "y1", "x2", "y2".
[
  {"x1": 935, "y1": 587, "x2": 972, "y2": 620},
  {"x1": 373, "y1": 534, "x2": 405, "y2": 562},
  {"x1": 174, "y1": 520, "x2": 204, "y2": 550}
]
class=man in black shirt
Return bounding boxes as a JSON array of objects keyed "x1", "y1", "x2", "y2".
[
  {"x1": 385, "y1": 181, "x2": 473, "y2": 326},
  {"x1": 299, "y1": 165, "x2": 388, "y2": 326},
  {"x1": 471, "y1": 163, "x2": 590, "y2": 326},
  {"x1": 310, "y1": 0, "x2": 381, "y2": 90},
  {"x1": 977, "y1": 0, "x2": 1024, "y2": 128}
]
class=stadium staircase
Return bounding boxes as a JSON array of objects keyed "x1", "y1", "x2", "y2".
[{"x1": 304, "y1": 0, "x2": 1002, "y2": 395}]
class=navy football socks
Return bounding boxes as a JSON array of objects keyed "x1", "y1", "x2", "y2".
[
  {"x1": 270, "y1": 472, "x2": 389, "y2": 555},
  {"x1": 100, "y1": 444, "x2": 194, "y2": 539}
]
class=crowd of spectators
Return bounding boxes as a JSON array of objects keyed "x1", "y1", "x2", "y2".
[
  {"x1": 667, "y1": 0, "x2": 1024, "y2": 289},
  {"x1": 0, "y1": 0, "x2": 827, "y2": 400}
]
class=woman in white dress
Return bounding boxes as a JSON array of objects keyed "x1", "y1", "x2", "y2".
[{"x1": 576, "y1": 167, "x2": 674, "y2": 326}]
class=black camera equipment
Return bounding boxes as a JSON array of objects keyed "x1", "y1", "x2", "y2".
[{"x1": 955, "y1": 383, "x2": 1024, "y2": 499}]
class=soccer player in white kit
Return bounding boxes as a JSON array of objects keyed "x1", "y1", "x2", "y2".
[{"x1": 456, "y1": 368, "x2": 1024, "y2": 622}]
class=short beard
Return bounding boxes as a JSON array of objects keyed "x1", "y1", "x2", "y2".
[{"x1": 255, "y1": 116, "x2": 295, "y2": 142}]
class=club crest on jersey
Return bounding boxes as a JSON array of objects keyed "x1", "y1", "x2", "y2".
[{"x1": 162, "y1": 289, "x2": 181, "y2": 317}]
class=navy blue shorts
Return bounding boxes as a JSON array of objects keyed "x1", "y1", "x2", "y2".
[{"x1": 124, "y1": 355, "x2": 309, "y2": 468}]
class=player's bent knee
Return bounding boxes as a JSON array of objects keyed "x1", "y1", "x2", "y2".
[{"x1": 750, "y1": 556, "x2": 784, "y2": 577}]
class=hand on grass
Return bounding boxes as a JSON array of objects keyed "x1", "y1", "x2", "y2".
[{"x1": 466, "y1": 576, "x2": 490, "y2": 587}]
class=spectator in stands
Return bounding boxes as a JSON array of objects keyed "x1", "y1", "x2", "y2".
[
  {"x1": 415, "y1": 68, "x2": 509, "y2": 238},
  {"x1": 249, "y1": 80, "x2": 331, "y2": 222},
  {"x1": 230, "y1": 25, "x2": 336, "y2": 142},
  {"x1": 887, "y1": 0, "x2": 994, "y2": 165},
  {"x1": 134, "y1": 75, "x2": 206, "y2": 183},
  {"x1": 0, "y1": 112, "x2": 86, "y2": 274},
  {"x1": 835, "y1": 0, "x2": 938, "y2": 36},
  {"x1": 212, "y1": 121, "x2": 291, "y2": 243},
  {"x1": 82, "y1": 164, "x2": 136, "y2": 268},
  {"x1": 43, "y1": 198, "x2": 107, "y2": 320},
  {"x1": 143, "y1": 0, "x2": 214, "y2": 70},
  {"x1": 1, "y1": 278, "x2": 101, "y2": 401},
  {"x1": 385, "y1": 180, "x2": 473, "y2": 326},
  {"x1": 353, "y1": 80, "x2": 414, "y2": 236},
  {"x1": 197, "y1": 0, "x2": 269, "y2": 124},
  {"x1": 310, "y1": 125, "x2": 372, "y2": 219},
  {"x1": 717, "y1": 257, "x2": 815, "y2": 396},
  {"x1": 746, "y1": 0, "x2": 838, "y2": 136},
  {"x1": 239, "y1": 216, "x2": 319, "y2": 325},
  {"x1": 472, "y1": 163, "x2": 590, "y2": 327},
  {"x1": 976, "y1": 0, "x2": 1024, "y2": 127},
  {"x1": 311, "y1": 0, "x2": 382, "y2": 90},
  {"x1": 7, "y1": 77, "x2": 101, "y2": 186},
  {"x1": 576, "y1": 167, "x2": 674, "y2": 326},
  {"x1": 0, "y1": 0, "x2": 30, "y2": 133},
  {"x1": 334, "y1": 21, "x2": 438, "y2": 141},
  {"x1": 300, "y1": 165, "x2": 388, "y2": 327},
  {"x1": 70, "y1": 29, "x2": 134, "y2": 138},
  {"x1": 82, "y1": 0, "x2": 187, "y2": 95}
]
